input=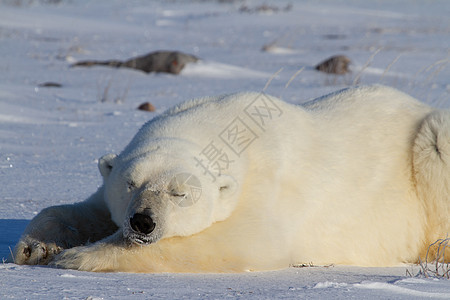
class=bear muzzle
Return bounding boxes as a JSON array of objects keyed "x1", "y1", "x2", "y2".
[
  {"x1": 123, "y1": 211, "x2": 161, "y2": 245},
  {"x1": 122, "y1": 188, "x2": 167, "y2": 245},
  {"x1": 130, "y1": 213, "x2": 156, "y2": 235}
]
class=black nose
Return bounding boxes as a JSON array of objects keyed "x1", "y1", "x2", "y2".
[{"x1": 130, "y1": 213, "x2": 156, "y2": 234}]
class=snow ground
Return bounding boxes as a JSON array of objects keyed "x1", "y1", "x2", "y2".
[{"x1": 0, "y1": 0, "x2": 449, "y2": 298}]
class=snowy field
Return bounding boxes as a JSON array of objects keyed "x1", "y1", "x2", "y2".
[{"x1": 0, "y1": 0, "x2": 449, "y2": 298}]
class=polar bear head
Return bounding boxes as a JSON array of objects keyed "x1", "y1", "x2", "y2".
[{"x1": 97, "y1": 140, "x2": 239, "y2": 245}]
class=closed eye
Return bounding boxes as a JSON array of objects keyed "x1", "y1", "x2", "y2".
[{"x1": 170, "y1": 191, "x2": 186, "y2": 198}]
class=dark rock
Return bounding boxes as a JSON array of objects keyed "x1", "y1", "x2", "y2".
[
  {"x1": 72, "y1": 51, "x2": 198, "y2": 75},
  {"x1": 315, "y1": 55, "x2": 351, "y2": 75},
  {"x1": 239, "y1": 3, "x2": 292, "y2": 13},
  {"x1": 322, "y1": 34, "x2": 347, "y2": 40},
  {"x1": 138, "y1": 102, "x2": 156, "y2": 112},
  {"x1": 38, "y1": 82, "x2": 62, "y2": 88}
]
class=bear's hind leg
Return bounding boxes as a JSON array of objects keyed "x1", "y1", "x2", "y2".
[{"x1": 413, "y1": 110, "x2": 450, "y2": 262}]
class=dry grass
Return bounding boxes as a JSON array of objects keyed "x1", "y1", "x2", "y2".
[
  {"x1": 412, "y1": 238, "x2": 450, "y2": 279},
  {"x1": 263, "y1": 67, "x2": 284, "y2": 92},
  {"x1": 8, "y1": 246, "x2": 15, "y2": 264},
  {"x1": 412, "y1": 58, "x2": 449, "y2": 87},
  {"x1": 97, "y1": 75, "x2": 130, "y2": 104},
  {"x1": 352, "y1": 47, "x2": 382, "y2": 85},
  {"x1": 378, "y1": 54, "x2": 402, "y2": 83}
]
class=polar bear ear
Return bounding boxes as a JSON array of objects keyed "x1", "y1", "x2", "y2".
[
  {"x1": 98, "y1": 154, "x2": 118, "y2": 178},
  {"x1": 217, "y1": 174, "x2": 238, "y2": 199}
]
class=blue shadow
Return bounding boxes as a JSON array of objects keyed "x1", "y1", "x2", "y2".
[{"x1": 0, "y1": 219, "x2": 29, "y2": 262}]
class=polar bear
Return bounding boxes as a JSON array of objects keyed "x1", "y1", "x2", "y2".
[{"x1": 14, "y1": 85, "x2": 450, "y2": 272}]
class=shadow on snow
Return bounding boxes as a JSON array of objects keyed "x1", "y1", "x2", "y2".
[{"x1": 0, "y1": 219, "x2": 29, "y2": 262}]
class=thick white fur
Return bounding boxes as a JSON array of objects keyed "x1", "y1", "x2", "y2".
[{"x1": 14, "y1": 85, "x2": 450, "y2": 272}]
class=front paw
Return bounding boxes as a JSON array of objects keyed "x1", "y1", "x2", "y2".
[
  {"x1": 14, "y1": 236, "x2": 63, "y2": 265},
  {"x1": 50, "y1": 230, "x2": 129, "y2": 272},
  {"x1": 50, "y1": 244, "x2": 119, "y2": 272}
]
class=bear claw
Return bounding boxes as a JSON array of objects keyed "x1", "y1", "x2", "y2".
[
  {"x1": 14, "y1": 239, "x2": 63, "y2": 265},
  {"x1": 22, "y1": 245, "x2": 31, "y2": 258}
]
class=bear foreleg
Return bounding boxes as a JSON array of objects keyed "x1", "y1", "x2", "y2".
[{"x1": 13, "y1": 188, "x2": 117, "y2": 265}]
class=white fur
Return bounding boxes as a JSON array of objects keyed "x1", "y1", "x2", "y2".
[{"x1": 14, "y1": 85, "x2": 450, "y2": 272}]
